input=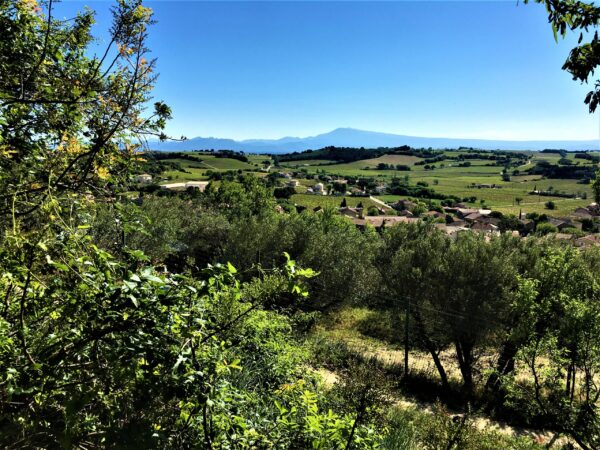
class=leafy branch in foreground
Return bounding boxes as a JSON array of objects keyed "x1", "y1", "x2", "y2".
[
  {"x1": 0, "y1": 0, "x2": 172, "y2": 218},
  {"x1": 528, "y1": 0, "x2": 600, "y2": 112},
  {"x1": 0, "y1": 201, "x2": 378, "y2": 448}
]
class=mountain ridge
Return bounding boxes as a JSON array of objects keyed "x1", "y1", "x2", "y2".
[{"x1": 150, "y1": 127, "x2": 600, "y2": 152}]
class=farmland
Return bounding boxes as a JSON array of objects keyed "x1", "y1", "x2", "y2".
[
  {"x1": 276, "y1": 148, "x2": 598, "y2": 216},
  {"x1": 148, "y1": 151, "x2": 268, "y2": 183},
  {"x1": 146, "y1": 148, "x2": 599, "y2": 218}
]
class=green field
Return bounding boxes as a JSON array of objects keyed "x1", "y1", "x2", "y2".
[
  {"x1": 290, "y1": 194, "x2": 381, "y2": 210},
  {"x1": 155, "y1": 150, "x2": 597, "y2": 217},
  {"x1": 281, "y1": 152, "x2": 595, "y2": 217},
  {"x1": 158, "y1": 153, "x2": 263, "y2": 182}
]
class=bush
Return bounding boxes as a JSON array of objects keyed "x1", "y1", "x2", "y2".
[
  {"x1": 367, "y1": 206, "x2": 380, "y2": 216},
  {"x1": 535, "y1": 222, "x2": 558, "y2": 235}
]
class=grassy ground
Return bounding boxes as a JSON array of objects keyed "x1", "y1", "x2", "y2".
[
  {"x1": 312, "y1": 306, "x2": 467, "y2": 385},
  {"x1": 158, "y1": 154, "x2": 262, "y2": 182}
]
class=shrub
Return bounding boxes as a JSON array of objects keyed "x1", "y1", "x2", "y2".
[{"x1": 535, "y1": 222, "x2": 558, "y2": 235}]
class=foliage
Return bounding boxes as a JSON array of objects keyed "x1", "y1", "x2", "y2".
[
  {"x1": 203, "y1": 175, "x2": 275, "y2": 219},
  {"x1": 0, "y1": 198, "x2": 388, "y2": 447},
  {"x1": 0, "y1": 0, "x2": 172, "y2": 218},
  {"x1": 535, "y1": 222, "x2": 558, "y2": 235},
  {"x1": 383, "y1": 404, "x2": 545, "y2": 450},
  {"x1": 527, "y1": 0, "x2": 600, "y2": 112},
  {"x1": 377, "y1": 225, "x2": 519, "y2": 392},
  {"x1": 0, "y1": 1, "x2": 388, "y2": 448},
  {"x1": 502, "y1": 247, "x2": 600, "y2": 450}
]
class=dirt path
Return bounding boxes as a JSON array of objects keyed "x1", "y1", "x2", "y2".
[
  {"x1": 369, "y1": 195, "x2": 393, "y2": 210},
  {"x1": 199, "y1": 161, "x2": 217, "y2": 170}
]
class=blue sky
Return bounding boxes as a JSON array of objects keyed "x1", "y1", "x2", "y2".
[{"x1": 56, "y1": 1, "x2": 600, "y2": 141}]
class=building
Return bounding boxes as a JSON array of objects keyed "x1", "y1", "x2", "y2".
[
  {"x1": 573, "y1": 207, "x2": 593, "y2": 220},
  {"x1": 464, "y1": 212, "x2": 484, "y2": 223},
  {"x1": 456, "y1": 208, "x2": 479, "y2": 219},
  {"x1": 161, "y1": 181, "x2": 209, "y2": 192},
  {"x1": 575, "y1": 234, "x2": 600, "y2": 247},
  {"x1": 424, "y1": 211, "x2": 445, "y2": 219},
  {"x1": 136, "y1": 173, "x2": 152, "y2": 184},
  {"x1": 349, "y1": 215, "x2": 418, "y2": 231},
  {"x1": 339, "y1": 207, "x2": 363, "y2": 219},
  {"x1": 471, "y1": 222, "x2": 500, "y2": 234},
  {"x1": 391, "y1": 199, "x2": 417, "y2": 211},
  {"x1": 185, "y1": 181, "x2": 209, "y2": 191},
  {"x1": 548, "y1": 217, "x2": 581, "y2": 231},
  {"x1": 313, "y1": 182, "x2": 325, "y2": 195}
]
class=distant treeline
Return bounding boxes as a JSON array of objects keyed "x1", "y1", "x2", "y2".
[
  {"x1": 274, "y1": 146, "x2": 529, "y2": 165},
  {"x1": 147, "y1": 150, "x2": 249, "y2": 163},
  {"x1": 575, "y1": 152, "x2": 600, "y2": 163},
  {"x1": 527, "y1": 160, "x2": 598, "y2": 180},
  {"x1": 540, "y1": 149, "x2": 600, "y2": 162},
  {"x1": 274, "y1": 145, "x2": 427, "y2": 163}
]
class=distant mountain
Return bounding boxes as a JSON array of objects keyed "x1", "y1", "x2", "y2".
[{"x1": 150, "y1": 128, "x2": 599, "y2": 153}]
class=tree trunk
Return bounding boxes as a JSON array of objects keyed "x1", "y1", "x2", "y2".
[
  {"x1": 455, "y1": 340, "x2": 474, "y2": 392},
  {"x1": 412, "y1": 307, "x2": 450, "y2": 391},
  {"x1": 484, "y1": 340, "x2": 517, "y2": 393}
]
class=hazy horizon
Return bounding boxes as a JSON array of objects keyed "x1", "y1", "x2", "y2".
[{"x1": 56, "y1": 1, "x2": 600, "y2": 141}]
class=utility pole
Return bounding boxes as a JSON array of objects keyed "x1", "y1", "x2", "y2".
[{"x1": 404, "y1": 298, "x2": 410, "y2": 378}]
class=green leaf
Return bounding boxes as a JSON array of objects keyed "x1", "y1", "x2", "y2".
[{"x1": 227, "y1": 262, "x2": 237, "y2": 274}]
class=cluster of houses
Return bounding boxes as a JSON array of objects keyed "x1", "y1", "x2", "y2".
[
  {"x1": 335, "y1": 199, "x2": 600, "y2": 247},
  {"x1": 573, "y1": 203, "x2": 600, "y2": 220},
  {"x1": 276, "y1": 171, "x2": 367, "y2": 196}
]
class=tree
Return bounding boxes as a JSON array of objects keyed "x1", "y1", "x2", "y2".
[
  {"x1": 340, "y1": 197, "x2": 348, "y2": 207},
  {"x1": 273, "y1": 185, "x2": 296, "y2": 199},
  {"x1": 545, "y1": 200, "x2": 556, "y2": 210},
  {"x1": 502, "y1": 247, "x2": 600, "y2": 449},
  {"x1": 203, "y1": 175, "x2": 275, "y2": 219},
  {"x1": 379, "y1": 226, "x2": 521, "y2": 393},
  {"x1": 0, "y1": 0, "x2": 172, "y2": 218},
  {"x1": 367, "y1": 206, "x2": 380, "y2": 216},
  {"x1": 593, "y1": 175, "x2": 600, "y2": 203},
  {"x1": 536, "y1": 222, "x2": 558, "y2": 235},
  {"x1": 498, "y1": 214, "x2": 523, "y2": 233},
  {"x1": 515, "y1": 197, "x2": 523, "y2": 206},
  {"x1": 437, "y1": 233, "x2": 516, "y2": 392},
  {"x1": 378, "y1": 223, "x2": 453, "y2": 390},
  {"x1": 333, "y1": 181, "x2": 347, "y2": 194},
  {"x1": 529, "y1": 0, "x2": 600, "y2": 112}
]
